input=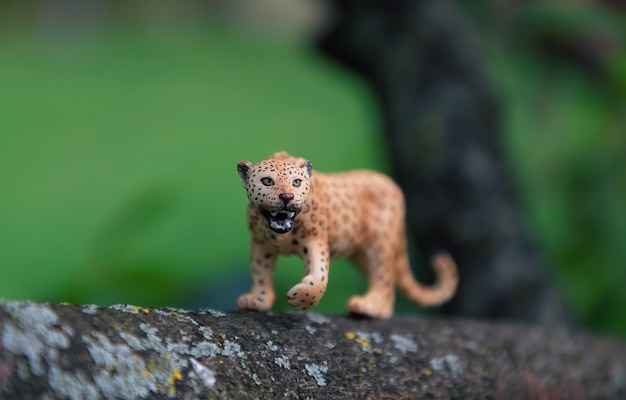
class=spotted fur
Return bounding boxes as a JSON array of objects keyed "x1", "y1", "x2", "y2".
[{"x1": 236, "y1": 151, "x2": 458, "y2": 318}]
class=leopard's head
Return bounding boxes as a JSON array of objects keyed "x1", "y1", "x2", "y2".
[{"x1": 237, "y1": 152, "x2": 312, "y2": 234}]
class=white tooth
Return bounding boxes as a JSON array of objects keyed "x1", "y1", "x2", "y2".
[
  {"x1": 271, "y1": 212, "x2": 278, "y2": 217},
  {"x1": 287, "y1": 212, "x2": 295, "y2": 218}
]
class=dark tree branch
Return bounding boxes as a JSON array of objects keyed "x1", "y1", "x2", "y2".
[
  {"x1": 1, "y1": 301, "x2": 624, "y2": 399},
  {"x1": 317, "y1": 0, "x2": 569, "y2": 323}
]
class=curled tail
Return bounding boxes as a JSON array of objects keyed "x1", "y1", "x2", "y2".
[{"x1": 397, "y1": 252, "x2": 459, "y2": 306}]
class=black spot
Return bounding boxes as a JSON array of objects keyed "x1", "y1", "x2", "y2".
[
  {"x1": 265, "y1": 253, "x2": 271, "y2": 259},
  {"x1": 257, "y1": 298, "x2": 264, "y2": 302},
  {"x1": 309, "y1": 282, "x2": 314, "y2": 286},
  {"x1": 303, "y1": 247, "x2": 308, "y2": 254},
  {"x1": 321, "y1": 276, "x2": 325, "y2": 281},
  {"x1": 292, "y1": 239, "x2": 298, "y2": 245}
]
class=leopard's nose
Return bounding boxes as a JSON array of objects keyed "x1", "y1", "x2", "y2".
[{"x1": 279, "y1": 193, "x2": 294, "y2": 204}]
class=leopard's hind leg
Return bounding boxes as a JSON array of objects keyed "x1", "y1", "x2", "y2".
[{"x1": 346, "y1": 242, "x2": 397, "y2": 319}]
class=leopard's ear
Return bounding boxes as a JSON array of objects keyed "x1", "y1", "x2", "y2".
[
  {"x1": 237, "y1": 160, "x2": 253, "y2": 184},
  {"x1": 301, "y1": 160, "x2": 312, "y2": 177}
]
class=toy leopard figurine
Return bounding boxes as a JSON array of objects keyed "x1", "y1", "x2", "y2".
[{"x1": 236, "y1": 152, "x2": 458, "y2": 318}]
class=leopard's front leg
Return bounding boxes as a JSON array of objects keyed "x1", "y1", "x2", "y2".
[
  {"x1": 287, "y1": 239, "x2": 330, "y2": 310},
  {"x1": 237, "y1": 242, "x2": 277, "y2": 312}
]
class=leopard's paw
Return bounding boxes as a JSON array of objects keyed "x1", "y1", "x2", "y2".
[
  {"x1": 287, "y1": 278, "x2": 325, "y2": 310},
  {"x1": 347, "y1": 295, "x2": 393, "y2": 319},
  {"x1": 237, "y1": 291, "x2": 274, "y2": 312}
]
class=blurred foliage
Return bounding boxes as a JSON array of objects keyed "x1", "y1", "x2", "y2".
[
  {"x1": 0, "y1": 3, "x2": 383, "y2": 314},
  {"x1": 0, "y1": 1, "x2": 625, "y2": 337},
  {"x1": 479, "y1": 2, "x2": 626, "y2": 335}
]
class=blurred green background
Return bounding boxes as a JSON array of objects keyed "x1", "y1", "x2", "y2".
[{"x1": 1, "y1": 1, "x2": 624, "y2": 337}]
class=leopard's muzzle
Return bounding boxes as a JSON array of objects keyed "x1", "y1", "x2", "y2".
[
  {"x1": 263, "y1": 210, "x2": 296, "y2": 233},
  {"x1": 262, "y1": 209, "x2": 296, "y2": 234}
]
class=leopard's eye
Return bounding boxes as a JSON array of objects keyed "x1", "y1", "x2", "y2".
[
  {"x1": 293, "y1": 179, "x2": 302, "y2": 187},
  {"x1": 261, "y1": 177, "x2": 274, "y2": 186}
]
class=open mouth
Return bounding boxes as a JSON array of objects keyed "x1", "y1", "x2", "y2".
[{"x1": 263, "y1": 209, "x2": 296, "y2": 233}]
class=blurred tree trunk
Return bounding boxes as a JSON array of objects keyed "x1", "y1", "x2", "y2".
[{"x1": 317, "y1": 0, "x2": 568, "y2": 323}]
